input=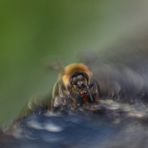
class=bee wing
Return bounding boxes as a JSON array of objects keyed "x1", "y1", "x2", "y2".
[
  {"x1": 89, "y1": 80, "x2": 101, "y2": 100},
  {"x1": 52, "y1": 82, "x2": 62, "y2": 107},
  {"x1": 51, "y1": 79, "x2": 71, "y2": 110}
]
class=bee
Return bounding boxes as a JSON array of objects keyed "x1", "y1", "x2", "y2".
[
  {"x1": 15, "y1": 63, "x2": 100, "y2": 121},
  {"x1": 52, "y1": 63, "x2": 100, "y2": 112}
]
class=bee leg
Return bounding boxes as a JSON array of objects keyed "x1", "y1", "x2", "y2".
[
  {"x1": 52, "y1": 96, "x2": 66, "y2": 112},
  {"x1": 69, "y1": 96, "x2": 82, "y2": 111},
  {"x1": 76, "y1": 96, "x2": 83, "y2": 107}
]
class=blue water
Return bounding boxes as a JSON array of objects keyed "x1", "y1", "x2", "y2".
[{"x1": 2, "y1": 104, "x2": 148, "y2": 148}]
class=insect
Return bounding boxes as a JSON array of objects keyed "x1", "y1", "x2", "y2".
[
  {"x1": 15, "y1": 63, "x2": 100, "y2": 120},
  {"x1": 52, "y1": 63, "x2": 100, "y2": 112}
]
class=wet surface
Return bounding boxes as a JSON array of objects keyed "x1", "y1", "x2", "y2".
[{"x1": 1, "y1": 99, "x2": 148, "y2": 148}]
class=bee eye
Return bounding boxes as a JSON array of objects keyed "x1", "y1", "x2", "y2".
[{"x1": 71, "y1": 77, "x2": 77, "y2": 84}]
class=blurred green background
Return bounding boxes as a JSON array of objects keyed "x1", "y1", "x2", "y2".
[{"x1": 0, "y1": 0, "x2": 146, "y2": 125}]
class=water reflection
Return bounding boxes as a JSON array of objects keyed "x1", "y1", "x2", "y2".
[{"x1": 1, "y1": 96, "x2": 148, "y2": 148}]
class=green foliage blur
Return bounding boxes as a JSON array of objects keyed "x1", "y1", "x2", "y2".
[{"x1": 0, "y1": 0, "x2": 131, "y2": 125}]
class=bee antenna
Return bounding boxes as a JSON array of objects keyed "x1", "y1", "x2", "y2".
[{"x1": 48, "y1": 61, "x2": 64, "y2": 72}]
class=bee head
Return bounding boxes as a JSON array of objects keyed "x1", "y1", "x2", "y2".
[
  {"x1": 70, "y1": 72, "x2": 88, "y2": 89},
  {"x1": 62, "y1": 63, "x2": 93, "y2": 88}
]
